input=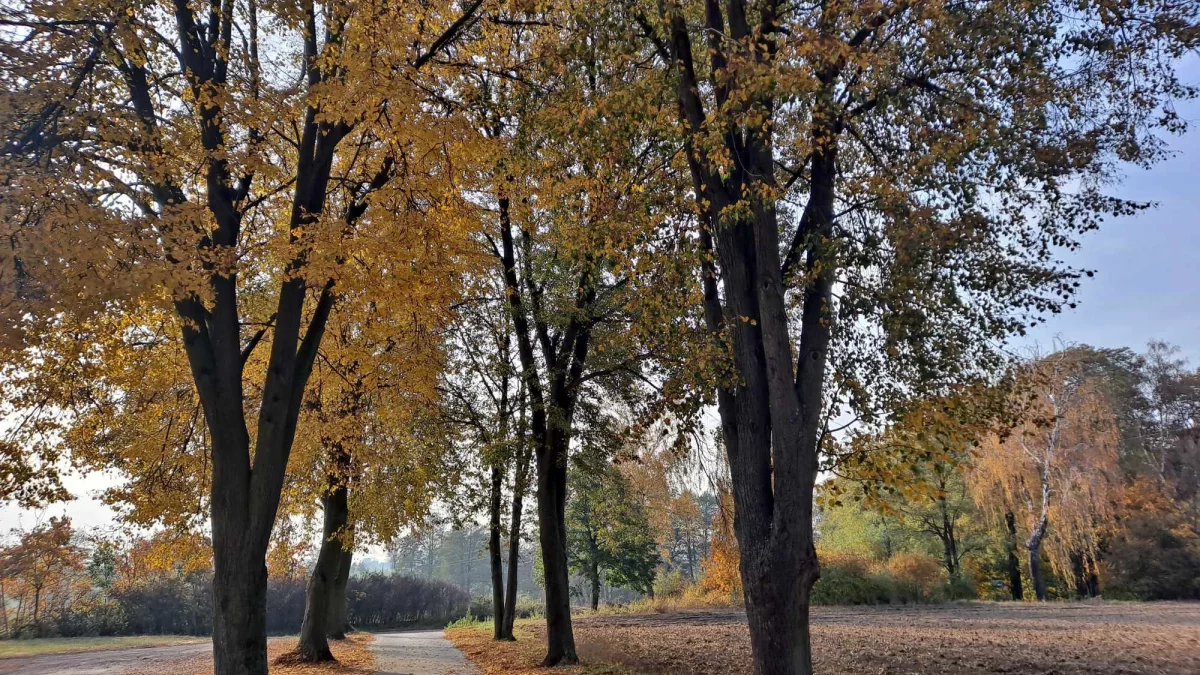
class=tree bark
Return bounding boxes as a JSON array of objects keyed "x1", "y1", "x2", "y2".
[
  {"x1": 211, "y1": 548, "x2": 269, "y2": 675},
  {"x1": 501, "y1": 445, "x2": 531, "y2": 640},
  {"x1": 293, "y1": 454, "x2": 351, "y2": 662},
  {"x1": 940, "y1": 507, "x2": 960, "y2": 578},
  {"x1": 1005, "y1": 511, "x2": 1024, "y2": 600},
  {"x1": 535, "y1": 429, "x2": 577, "y2": 664},
  {"x1": 488, "y1": 462, "x2": 506, "y2": 640},
  {"x1": 31, "y1": 585, "x2": 40, "y2": 637},
  {"x1": 328, "y1": 548, "x2": 353, "y2": 639},
  {"x1": 589, "y1": 552, "x2": 600, "y2": 611},
  {"x1": 1027, "y1": 520, "x2": 1048, "y2": 601}
]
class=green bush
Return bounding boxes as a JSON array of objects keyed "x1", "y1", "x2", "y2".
[
  {"x1": 944, "y1": 574, "x2": 979, "y2": 601},
  {"x1": 653, "y1": 569, "x2": 688, "y2": 598}
]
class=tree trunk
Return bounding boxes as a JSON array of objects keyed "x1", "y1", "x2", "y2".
[
  {"x1": 1027, "y1": 478, "x2": 1051, "y2": 601},
  {"x1": 940, "y1": 507, "x2": 960, "y2": 578},
  {"x1": 1005, "y1": 511, "x2": 1024, "y2": 600},
  {"x1": 497, "y1": 195, "x2": 583, "y2": 666},
  {"x1": 590, "y1": 565, "x2": 600, "y2": 611},
  {"x1": 1027, "y1": 525, "x2": 1048, "y2": 601},
  {"x1": 31, "y1": 585, "x2": 40, "y2": 638},
  {"x1": 1071, "y1": 552, "x2": 1100, "y2": 598},
  {"x1": 211, "y1": 540, "x2": 269, "y2": 675},
  {"x1": 501, "y1": 446, "x2": 530, "y2": 640},
  {"x1": 328, "y1": 548, "x2": 353, "y2": 639},
  {"x1": 743, "y1": 570, "x2": 817, "y2": 675},
  {"x1": 488, "y1": 462, "x2": 506, "y2": 640},
  {"x1": 293, "y1": 471, "x2": 350, "y2": 663},
  {"x1": 535, "y1": 431, "x2": 577, "y2": 665}
]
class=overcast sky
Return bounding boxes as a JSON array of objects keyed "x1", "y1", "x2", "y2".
[{"x1": 4, "y1": 60, "x2": 1198, "y2": 537}]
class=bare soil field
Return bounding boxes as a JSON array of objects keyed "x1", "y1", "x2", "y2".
[{"x1": 453, "y1": 602, "x2": 1200, "y2": 675}]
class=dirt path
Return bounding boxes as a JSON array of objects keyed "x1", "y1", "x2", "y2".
[
  {"x1": 372, "y1": 630, "x2": 477, "y2": 675},
  {"x1": 0, "y1": 642, "x2": 210, "y2": 675}
]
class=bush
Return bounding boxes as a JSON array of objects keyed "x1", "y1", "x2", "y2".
[
  {"x1": 36, "y1": 571, "x2": 471, "y2": 638},
  {"x1": 1101, "y1": 480, "x2": 1200, "y2": 600},
  {"x1": 811, "y1": 551, "x2": 968, "y2": 605},
  {"x1": 653, "y1": 569, "x2": 688, "y2": 599},
  {"x1": 886, "y1": 552, "x2": 947, "y2": 603},
  {"x1": 811, "y1": 552, "x2": 894, "y2": 605},
  {"x1": 469, "y1": 594, "x2": 493, "y2": 620},
  {"x1": 944, "y1": 574, "x2": 979, "y2": 601}
]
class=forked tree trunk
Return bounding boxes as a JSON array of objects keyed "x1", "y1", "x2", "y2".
[
  {"x1": 1005, "y1": 511, "x2": 1024, "y2": 600},
  {"x1": 488, "y1": 462, "x2": 506, "y2": 640},
  {"x1": 662, "y1": 5, "x2": 834, "y2": 672},
  {"x1": 497, "y1": 195, "x2": 587, "y2": 666},
  {"x1": 328, "y1": 548, "x2": 353, "y2": 639},
  {"x1": 293, "y1": 470, "x2": 350, "y2": 662}
]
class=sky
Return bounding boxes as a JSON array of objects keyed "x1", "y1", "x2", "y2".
[
  {"x1": 1020, "y1": 63, "x2": 1200, "y2": 363},
  {"x1": 4, "y1": 62, "x2": 1199, "y2": 538}
]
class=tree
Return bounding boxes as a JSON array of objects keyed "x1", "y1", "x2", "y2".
[
  {"x1": 830, "y1": 389, "x2": 1006, "y2": 580},
  {"x1": 438, "y1": 267, "x2": 534, "y2": 641},
  {"x1": 288, "y1": 277, "x2": 456, "y2": 661},
  {"x1": 0, "y1": 517, "x2": 84, "y2": 637},
  {"x1": 0, "y1": 1, "x2": 482, "y2": 672},
  {"x1": 463, "y1": 25, "x2": 700, "y2": 662},
  {"x1": 971, "y1": 350, "x2": 1122, "y2": 600},
  {"x1": 566, "y1": 459, "x2": 660, "y2": 610},
  {"x1": 589, "y1": 0, "x2": 1199, "y2": 669}
]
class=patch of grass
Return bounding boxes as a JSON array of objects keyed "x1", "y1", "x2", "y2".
[
  {"x1": 446, "y1": 614, "x2": 488, "y2": 630},
  {"x1": 446, "y1": 621, "x2": 639, "y2": 675},
  {"x1": 0, "y1": 635, "x2": 208, "y2": 658}
]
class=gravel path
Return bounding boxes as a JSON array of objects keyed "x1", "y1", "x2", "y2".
[
  {"x1": 372, "y1": 630, "x2": 477, "y2": 675},
  {"x1": 0, "y1": 642, "x2": 210, "y2": 675}
]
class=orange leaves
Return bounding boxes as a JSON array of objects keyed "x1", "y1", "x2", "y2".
[{"x1": 699, "y1": 489, "x2": 741, "y2": 597}]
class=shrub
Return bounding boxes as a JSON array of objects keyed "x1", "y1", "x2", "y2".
[
  {"x1": 469, "y1": 594, "x2": 493, "y2": 619},
  {"x1": 886, "y1": 552, "x2": 947, "y2": 603},
  {"x1": 944, "y1": 574, "x2": 979, "y2": 601},
  {"x1": 811, "y1": 552, "x2": 894, "y2": 605},
  {"x1": 652, "y1": 569, "x2": 688, "y2": 598}
]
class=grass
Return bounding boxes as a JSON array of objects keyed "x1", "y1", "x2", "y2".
[{"x1": 0, "y1": 634, "x2": 208, "y2": 658}]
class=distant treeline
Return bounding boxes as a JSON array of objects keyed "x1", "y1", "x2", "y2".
[{"x1": 6, "y1": 571, "x2": 467, "y2": 639}]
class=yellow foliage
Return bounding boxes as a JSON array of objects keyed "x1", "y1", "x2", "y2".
[
  {"x1": 699, "y1": 489, "x2": 742, "y2": 598},
  {"x1": 885, "y1": 552, "x2": 946, "y2": 596}
]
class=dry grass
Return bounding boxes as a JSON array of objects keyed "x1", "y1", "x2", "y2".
[
  {"x1": 618, "y1": 588, "x2": 740, "y2": 615},
  {"x1": 0, "y1": 635, "x2": 207, "y2": 658},
  {"x1": 125, "y1": 633, "x2": 376, "y2": 675},
  {"x1": 451, "y1": 603, "x2": 1200, "y2": 675}
]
